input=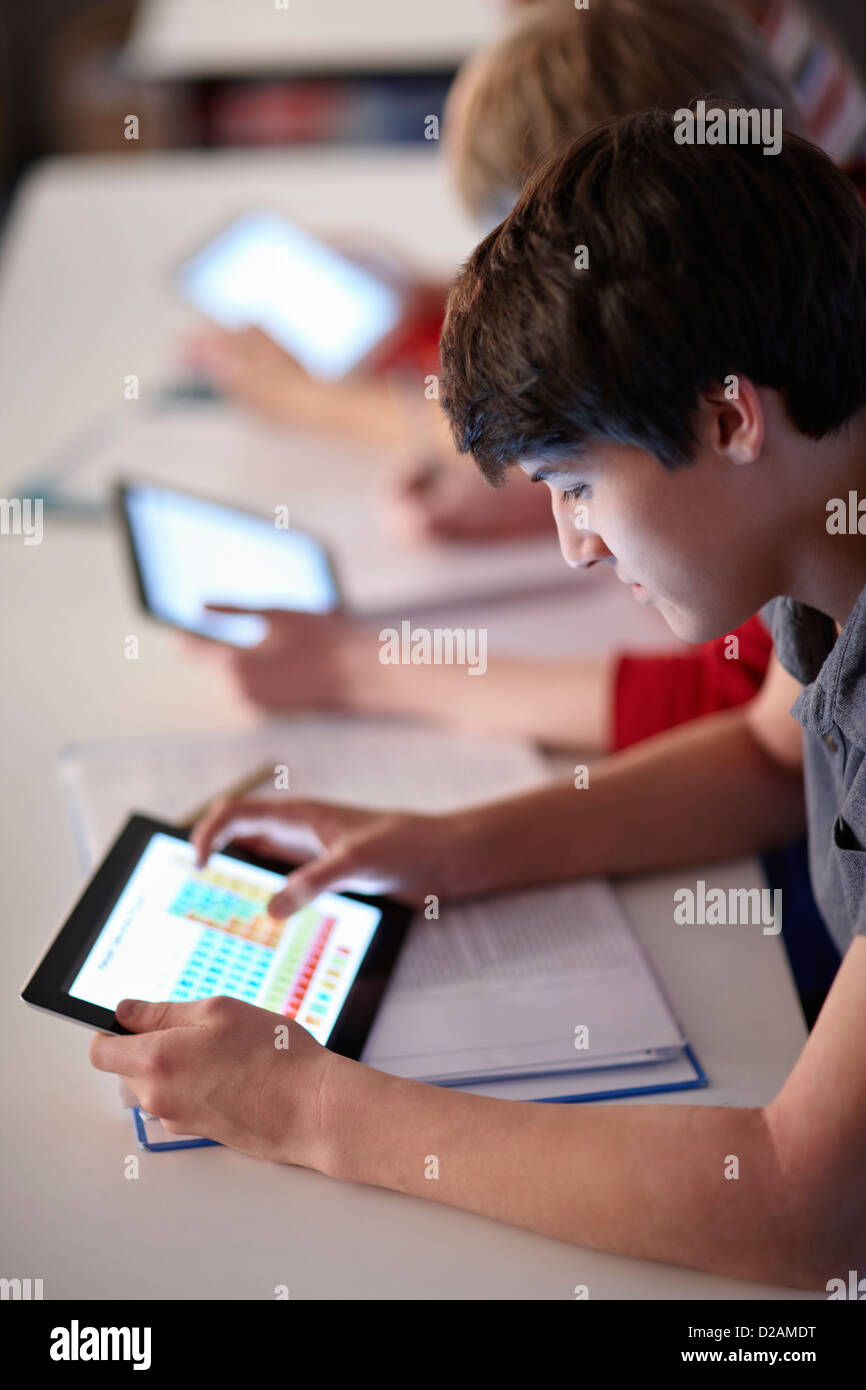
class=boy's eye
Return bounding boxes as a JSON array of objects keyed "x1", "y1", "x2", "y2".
[{"x1": 562, "y1": 485, "x2": 590, "y2": 502}]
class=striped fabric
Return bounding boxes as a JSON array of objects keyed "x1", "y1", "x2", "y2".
[{"x1": 754, "y1": 0, "x2": 866, "y2": 162}]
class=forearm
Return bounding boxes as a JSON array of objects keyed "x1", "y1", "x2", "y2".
[
  {"x1": 449, "y1": 707, "x2": 805, "y2": 896},
  {"x1": 341, "y1": 628, "x2": 614, "y2": 752},
  {"x1": 274, "y1": 379, "x2": 405, "y2": 447},
  {"x1": 320, "y1": 1059, "x2": 817, "y2": 1288}
]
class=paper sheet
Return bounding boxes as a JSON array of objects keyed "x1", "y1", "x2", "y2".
[{"x1": 59, "y1": 716, "x2": 551, "y2": 865}]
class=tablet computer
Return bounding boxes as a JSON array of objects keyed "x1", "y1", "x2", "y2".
[
  {"x1": 176, "y1": 210, "x2": 405, "y2": 380},
  {"x1": 21, "y1": 815, "x2": 410, "y2": 1061},
  {"x1": 118, "y1": 480, "x2": 342, "y2": 647}
]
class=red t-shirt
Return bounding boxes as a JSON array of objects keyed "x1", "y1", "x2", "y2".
[{"x1": 612, "y1": 615, "x2": 774, "y2": 751}]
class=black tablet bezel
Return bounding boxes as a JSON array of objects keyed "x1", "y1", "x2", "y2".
[
  {"x1": 21, "y1": 813, "x2": 411, "y2": 1060},
  {"x1": 116, "y1": 480, "x2": 347, "y2": 647}
]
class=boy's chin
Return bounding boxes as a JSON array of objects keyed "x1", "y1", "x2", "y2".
[{"x1": 659, "y1": 603, "x2": 727, "y2": 645}]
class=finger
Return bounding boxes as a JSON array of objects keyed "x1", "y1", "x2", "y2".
[
  {"x1": 190, "y1": 796, "x2": 283, "y2": 867},
  {"x1": 191, "y1": 797, "x2": 321, "y2": 868},
  {"x1": 90, "y1": 1028, "x2": 155, "y2": 1077},
  {"x1": 203, "y1": 603, "x2": 273, "y2": 617},
  {"x1": 225, "y1": 832, "x2": 282, "y2": 859},
  {"x1": 237, "y1": 325, "x2": 270, "y2": 348},
  {"x1": 249, "y1": 328, "x2": 308, "y2": 376},
  {"x1": 115, "y1": 998, "x2": 204, "y2": 1032},
  {"x1": 90, "y1": 998, "x2": 217, "y2": 1075},
  {"x1": 206, "y1": 606, "x2": 320, "y2": 642},
  {"x1": 267, "y1": 848, "x2": 357, "y2": 918}
]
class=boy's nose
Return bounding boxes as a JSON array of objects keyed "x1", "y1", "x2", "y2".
[{"x1": 555, "y1": 515, "x2": 612, "y2": 570}]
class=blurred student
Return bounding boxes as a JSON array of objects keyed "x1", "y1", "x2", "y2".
[
  {"x1": 94, "y1": 117, "x2": 866, "y2": 1287},
  {"x1": 397, "y1": 0, "x2": 866, "y2": 539},
  {"x1": 203, "y1": 0, "x2": 799, "y2": 757},
  {"x1": 189, "y1": 0, "x2": 866, "y2": 544}
]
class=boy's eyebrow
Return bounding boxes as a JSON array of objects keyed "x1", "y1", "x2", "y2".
[{"x1": 530, "y1": 465, "x2": 576, "y2": 484}]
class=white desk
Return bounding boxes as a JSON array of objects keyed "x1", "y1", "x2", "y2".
[
  {"x1": 0, "y1": 147, "x2": 478, "y2": 487},
  {"x1": 124, "y1": 0, "x2": 503, "y2": 80},
  {"x1": 0, "y1": 151, "x2": 812, "y2": 1299}
]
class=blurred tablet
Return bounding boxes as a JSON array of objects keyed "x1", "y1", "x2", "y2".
[
  {"x1": 22, "y1": 815, "x2": 410, "y2": 1061},
  {"x1": 119, "y1": 481, "x2": 341, "y2": 648},
  {"x1": 176, "y1": 210, "x2": 404, "y2": 379}
]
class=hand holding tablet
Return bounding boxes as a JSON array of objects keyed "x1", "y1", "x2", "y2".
[
  {"x1": 22, "y1": 815, "x2": 410, "y2": 1059},
  {"x1": 91, "y1": 993, "x2": 334, "y2": 1166},
  {"x1": 119, "y1": 482, "x2": 342, "y2": 648}
]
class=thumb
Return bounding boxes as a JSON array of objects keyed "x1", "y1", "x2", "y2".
[
  {"x1": 203, "y1": 603, "x2": 270, "y2": 617},
  {"x1": 115, "y1": 998, "x2": 195, "y2": 1032},
  {"x1": 268, "y1": 849, "x2": 356, "y2": 919}
]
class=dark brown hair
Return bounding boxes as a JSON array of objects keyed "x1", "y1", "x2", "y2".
[{"x1": 441, "y1": 109, "x2": 866, "y2": 476}]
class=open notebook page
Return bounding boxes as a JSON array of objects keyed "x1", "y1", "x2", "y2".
[{"x1": 362, "y1": 880, "x2": 684, "y2": 1083}]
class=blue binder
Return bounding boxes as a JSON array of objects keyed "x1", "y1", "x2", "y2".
[{"x1": 129, "y1": 1046, "x2": 706, "y2": 1150}]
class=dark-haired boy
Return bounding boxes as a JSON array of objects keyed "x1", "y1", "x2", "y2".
[{"x1": 92, "y1": 114, "x2": 866, "y2": 1290}]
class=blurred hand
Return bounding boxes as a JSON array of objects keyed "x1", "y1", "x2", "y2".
[
  {"x1": 186, "y1": 325, "x2": 329, "y2": 427},
  {"x1": 191, "y1": 795, "x2": 462, "y2": 916},
  {"x1": 387, "y1": 453, "x2": 552, "y2": 543},
  {"x1": 184, "y1": 325, "x2": 404, "y2": 445},
  {"x1": 90, "y1": 995, "x2": 335, "y2": 1167},
  {"x1": 200, "y1": 605, "x2": 353, "y2": 712}
]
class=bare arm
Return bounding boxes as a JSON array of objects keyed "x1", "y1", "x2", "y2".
[
  {"x1": 210, "y1": 610, "x2": 616, "y2": 754},
  {"x1": 95, "y1": 942, "x2": 866, "y2": 1289},
  {"x1": 342, "y1": 630, "x2": 615, "y2": 752},
  {"x1": 312, "y1": 662, "x2": 858, "y2": 1291},
  {"x1": 191, "y1": 656, "x2": 805, "y2": 915},
  {"x1": 318, "y1": 935, "x2": 866, "y2": 1289},
  {"x1": 447, "y1": 654, "x2": 805, "y2": 896}
]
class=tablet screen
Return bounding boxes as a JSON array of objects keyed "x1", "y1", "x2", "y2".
[
  {"x1": 123, "y1": 483, "x2": 339, "y2": 647},
  {"x1": 69, "y1": 832, "x2": 382, "y2": 1046},
  {"x1": 177, "y1": 211, "x2": 403, "y2": 379}
]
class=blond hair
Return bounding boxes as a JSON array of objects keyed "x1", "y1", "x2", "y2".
[{"x1": 448, "y1": 0, "x2": 802, "y2": 221}]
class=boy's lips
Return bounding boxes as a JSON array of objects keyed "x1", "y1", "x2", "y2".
[{"x1": 616, "y1": 571, "x2": 652, "y2": 603}]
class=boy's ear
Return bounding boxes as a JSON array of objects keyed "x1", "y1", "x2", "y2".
[{"x1": 701, "y1": 378, "x2": 764, "y2": 467}]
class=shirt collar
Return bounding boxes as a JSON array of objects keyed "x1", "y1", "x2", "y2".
[{"x1": 773, "y1": 583, "x2": 866, "y2": 745}]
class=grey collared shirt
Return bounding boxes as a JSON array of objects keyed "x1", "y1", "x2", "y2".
[{"x1": 772, "y1": 586, "x2": 866, "y2": 956}]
